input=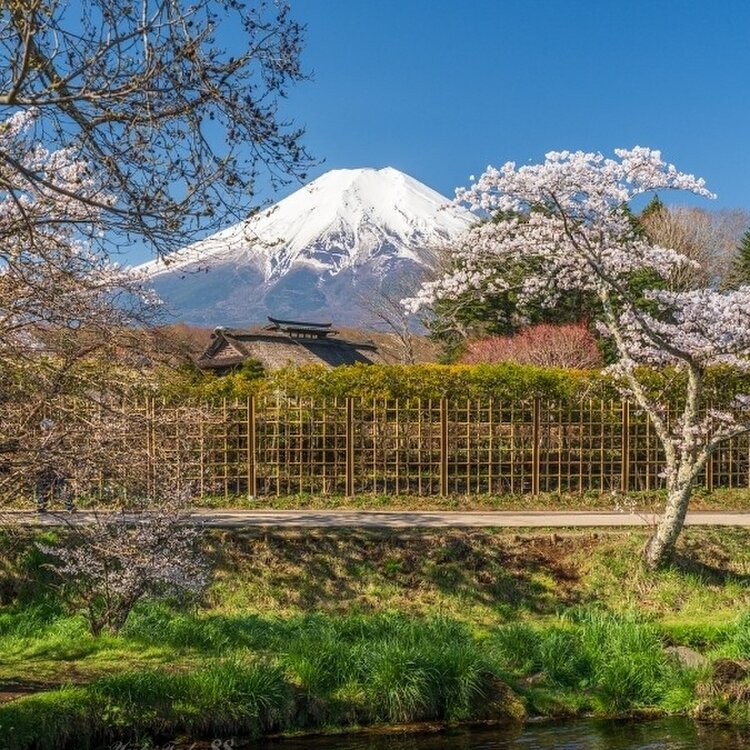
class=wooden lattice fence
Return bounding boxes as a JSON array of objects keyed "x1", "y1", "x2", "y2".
[{"x1": 6, "y1": 395, "x2": 750, "y2": 501}]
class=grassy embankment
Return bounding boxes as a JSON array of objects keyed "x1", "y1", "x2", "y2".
[
  {"x1": 9, "y1": 485, "x2": 750, "y2": 512},
  {"x1": 187, "y1": 486, "x2": 750, "y2": 512},
  {"x1": 3, "y1": 526, "x2": 750, "y2": 748}
]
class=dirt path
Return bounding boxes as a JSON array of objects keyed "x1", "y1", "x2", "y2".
[{"x1": 3, "y1": 509, "x2": 750, "y2": 528}]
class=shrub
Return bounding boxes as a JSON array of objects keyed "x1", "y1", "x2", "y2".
[
  {"x1": 460, "y1": 322, "x2": 603, "y2": 369},
  {"x1": 37, "y1": 509, "x2": 210, "y2": 635}
]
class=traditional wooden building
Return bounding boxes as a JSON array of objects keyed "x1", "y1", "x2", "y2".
[{"x1": 196, "y1": 317, "x2": 383, "y2": 373}]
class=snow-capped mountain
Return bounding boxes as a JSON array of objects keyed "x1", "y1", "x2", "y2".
[{"x1": 137, "y1": 167, "x2": 472, "y2": 327}]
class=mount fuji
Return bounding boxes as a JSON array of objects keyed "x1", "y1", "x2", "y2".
[{"x1": 136, "y1": 167, "x2": 472, "y2": 327}]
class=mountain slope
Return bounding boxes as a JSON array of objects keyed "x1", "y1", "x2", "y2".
[{"x1": 137, "y1": 167, "x2": 471, "y2": 327}]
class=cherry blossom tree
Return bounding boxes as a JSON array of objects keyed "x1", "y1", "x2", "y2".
[
  {"x1": 406, "y1": 148, "x2": 750, "y2": 568},
  {"x1": 0, "y1": 109, "x2": 154, "y2": 505},
  {"x1": 37, "y1": 505, "x2": 209, "y2": 635}
]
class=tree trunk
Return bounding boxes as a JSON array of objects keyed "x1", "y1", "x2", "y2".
[{"x1": 644, "y1": 481, "x2": 694, "y2": 569}]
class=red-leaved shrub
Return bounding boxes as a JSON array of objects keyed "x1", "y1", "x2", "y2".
[{"x1": 460, "y1": 322, "x2": 602, "y2": 369}]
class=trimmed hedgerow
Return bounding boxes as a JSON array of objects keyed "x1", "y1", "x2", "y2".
[
  {"x1": 158, "y1": 362, "x2": 595, "y2": 402},
  {"x1": 156, "y1": 360, "x2": 750, "y2": 408}
]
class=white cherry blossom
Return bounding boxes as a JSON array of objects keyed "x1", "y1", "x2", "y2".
[{"x1": 410, "y1": 148, "x2": 750, "y2": 568}]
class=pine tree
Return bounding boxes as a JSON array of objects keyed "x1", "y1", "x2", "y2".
[
  {"x1": 640, "y1": 194, "x2": 665, "y2": 220},
  {"x1": 733, "y1": 228, "x2": 750, "y2": 286}
]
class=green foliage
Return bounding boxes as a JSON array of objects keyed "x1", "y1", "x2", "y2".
[
  {"x1": 731, "y1": 228, "x2": 750, "y2": 288},
  {"x1": 264, "y1": 362, "x2": 588, "y2": 401},
  {"x1": 93, "y1": 659, "x2": 292, "y2": 737},
  {"x1": 491, "y1": 611, "x2": 681, "y2": 713},
  {"x1": 0, "y1": 661, "x2": 292, "y2": 750},
  {"x1": 156, "y1": 360, "x2": 593, "y2": 401},
  {"x1": 491, "y1": 622, "x2": 541, "y2": 672},
  {"x1": 238, "y1": 357, "x2": 265, "y2": 380},
  {"x1": 0, "y1": 529, "x2": 62, "y2": 606},
  {"x1": 154, "y1": 358, "x2": 750, "y2": 412},
  {"x1": 0, "y1": 686, "x2": 96, "y2": 750},
  {"x1": 729, "y1": 611, "x2": 750, "y2": 658}
]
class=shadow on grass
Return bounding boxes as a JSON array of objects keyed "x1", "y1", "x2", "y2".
[
  {"x1": 670, "y1": 551, "x2": 750, "y2": 588},
  {"x1": 207, "y1": 529, "x2": 591, "y2": 619}
]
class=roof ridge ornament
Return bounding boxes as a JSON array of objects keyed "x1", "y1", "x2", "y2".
[{"x1": 266, "y1": 316, "x2": 338, "y2": 339}]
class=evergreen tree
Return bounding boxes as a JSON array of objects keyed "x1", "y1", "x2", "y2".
[
  {"x1": 732, "y1": 228, "x2": 750, "y2": 287},
  {"x1": 640, "y1": 194, "x2": 665, "y2": 222}
]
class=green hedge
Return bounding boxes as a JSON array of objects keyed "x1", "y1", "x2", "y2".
[
  {"x1": 156, "y1": 361, "x2": 750, "y2": 406},
  {"x1": 158, "y1": 362, "x2": 594, "y2": 401}
]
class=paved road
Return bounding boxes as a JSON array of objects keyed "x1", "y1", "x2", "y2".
[{"x1": 3, "y1": 509, "x2": 750, "y2": 528}]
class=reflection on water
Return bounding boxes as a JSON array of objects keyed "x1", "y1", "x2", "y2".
[{"x1": 257, "y1": 719, "x2": 750, "y2": 750}]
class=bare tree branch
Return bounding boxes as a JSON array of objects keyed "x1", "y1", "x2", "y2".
[{"x1": 0, "y1": 0, "x2": 315, "y2": 256}]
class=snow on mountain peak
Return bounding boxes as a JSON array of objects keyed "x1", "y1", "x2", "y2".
[{"x1": 138, "y1": 167, "x2": 472, "y2": 281}]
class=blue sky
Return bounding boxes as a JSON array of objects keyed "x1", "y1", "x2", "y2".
[
  {"x1": 279, "y1": 0, "x2": 748, "y2": 205},
  {"x1": 128, "y1": 0, "x2": 749, "y2": 263}
]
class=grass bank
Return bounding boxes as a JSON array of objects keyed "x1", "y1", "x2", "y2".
[
  {"x1": 9, "y1": 486, "x2": 750, "y2": 512},
  {"x1": 191, "y1": 487, "x2": 750, "y2": 512},
  {"x1": 3, "y1": 527, "x2": 750, "y2": 747}
]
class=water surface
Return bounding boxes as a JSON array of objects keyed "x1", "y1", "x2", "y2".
[{"x1": 257, "y1": 719, "x2": 750, "y2": 750}]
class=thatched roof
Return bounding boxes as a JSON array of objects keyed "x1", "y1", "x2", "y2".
[{"x1": 196, "y1": 318, "x2": 384, "y2": 372}]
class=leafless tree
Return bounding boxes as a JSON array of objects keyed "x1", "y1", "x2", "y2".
[
  {"x1": 358, "y1": 281, "x2": 423, "y2": 364},
  {"x1": 0, "y1": 108, "x2": 161, "y2": 507},
  {"x1": 0, "y1": 0, "x2": 313, "y2": 257},
  {"x1": 640, "y1": 206, "x2": 749, "y2": 290},
  {"x1": 0, "y1": 2, "x2": 313, "y2": 507}
]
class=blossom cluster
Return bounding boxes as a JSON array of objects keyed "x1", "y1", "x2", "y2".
[
  {"x1": 37, "y1": 508, "x2": 209, "y2": 633},
  {"x1": 406, "y1": 148, "x2": 711, "y2": 314},
  {"x1": 610, "y1": 287, "x2": 750, "y2": 369},
  {"x1": 0, "y1": 111, "x2": 153, "y2": 340}
]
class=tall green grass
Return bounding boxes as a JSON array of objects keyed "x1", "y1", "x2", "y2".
[
  {"x1": 0, "y1": 687, "x2": 96, "y2": 750},
  {"x1": 490, "y1": 610, "x2": 690, "y2": 713},
  {"x1": 277, "y1": 614, "x2": 493, "y2": 723},
  {"x1": 0, "y1": 614, "x2": 507, "y2": 749},
  {"x1": 0, "y1": 660, "x2": 292, "y2": 750},
  {"x1": 2, "y1": 603, "x2": 733, "y2": 749}
]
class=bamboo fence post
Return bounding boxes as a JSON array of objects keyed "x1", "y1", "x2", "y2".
[
  {"x1": 146, "y1": 396, "x2": 155, "y2": 499},
  {"x1": 531, "y1": 397, "x2": 541, "y2": 497},
  {"x1": 222, "y1": 398, "x2": 229, "y2": 501},
  {"x1": 621, "y1": 399, "x2": 630, "y2": 494},
  {"x1": 345, "y1": 397, "x2": 355, "y2": 496},
  {"x1": 440, "y1": 398, "x2": 449, "y2": 496},
  {"x1": 247, "y1": 395, "x2": 257, "y2": 499},
  {"x1": 97, "y1": 399, "x2": 104, "y2": 501},
  {"x1": 705, "y1": 400, "x2": 714, "y2": 493}
]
